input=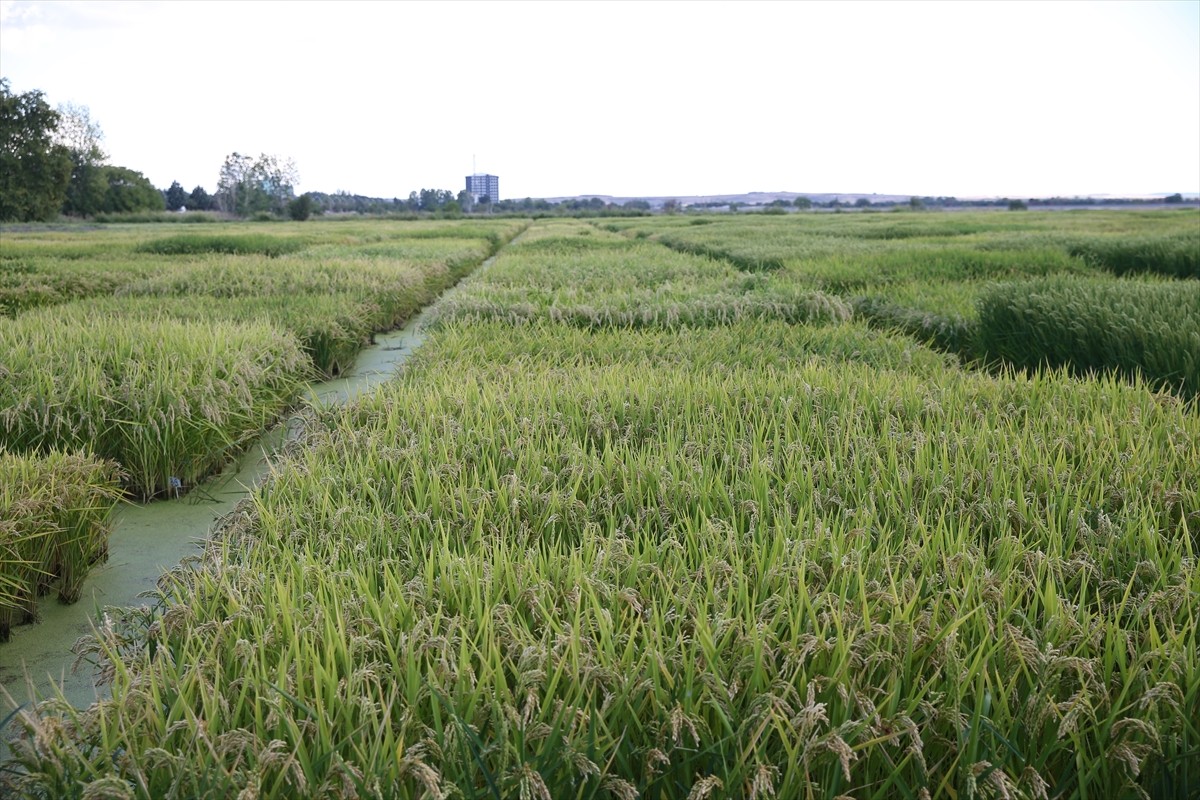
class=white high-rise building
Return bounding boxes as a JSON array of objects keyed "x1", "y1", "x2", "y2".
[{"x1": 466, "y1": 174, "x2": 500, "y2": 205}]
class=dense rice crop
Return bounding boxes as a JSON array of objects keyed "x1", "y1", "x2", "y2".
[
  {"x1": 428, "y1": 222, "x2": 850, "y2": 329},
  {"x1": 1068, "y1": 231, "x2": 1200, "y2": 279},
  {"x1": 0, "y1": 449, "x2": 123, "y2": 641},
  {"x1": 0, "y1": 264, "x2": 129, "y2": 317},
  {"x1": 7, "y1": 321, "x2": 1196, "y2": 799},
  {"x1": 119, "y1": 255, "x2": 468, "y2": 319},
  {"x1": 104, "y1": 242, "x2": 497, "y2": 376},
  {"x1": 304, "y1": 237, "x2": 493, "y2": 268},
  {"x1": 70, "y1": 295, "x2": 377, "y2": 380},
  {"x1": 849, "y1": 296, "x2": 976, "y2": 359},
  {"x1": 426, "y1": 319, "x2": 959, "y2": 377},
  {"x1": 0, "y1": 248, "x2": 159, "y2": 317},
  {"x1": 977, "y1": 276, "x2": 1200, "y2": 397},
  {"x1": 0, "y1": 308, "x2": 309, "y2": 499},
  {"x1": 610, "y1": 213, "x2": 1200, "y2": 393},
  {"x1": 135, "y1": 233, "x2": 309, "y2": 257}
]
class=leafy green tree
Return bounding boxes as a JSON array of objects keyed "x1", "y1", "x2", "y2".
[
  {"x1": 55, "y1": 102, "x2": 107, "y2": 217},
  {"x1": 1007, "y1": 199, "x2": 1028, "y2": 211},
  {"x1": 100, "y1": 166, "x2": 165, "y2": 213},
  {"x1": 216, "y1": 152, "x2": 253, "y2": 214},
  {"x1": 794, "y1": 196, "x2": 813, "y2": 209},
  {"x1": 249, "y1": 154, "x2": 297, "y2": 215},
  {"x1": 164, "y1": 181, "x2": 188, "y2": 210},
  {"x1": 287, "y1": 192, "x2": 316, "y2": 221},
  {"x1": 416, "y1": 188, "x2": 455, "y2": 211},
  {"x1": 187, "y1": 185, "x2": 213, "y2": 210},
  {"x1": 0, "y1": 78, "x2": 73, "y2": 221},
  {"x1": 215, "y1": 152, "x2": 297, "y2": 217},
  {"x1": 1165, "y1": 193, "x2": 1184, "y2": 204}
]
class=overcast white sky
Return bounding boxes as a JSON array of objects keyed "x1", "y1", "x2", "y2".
[{"x1": 2, "y1": 0, "x2": 1197, "y2": 199}]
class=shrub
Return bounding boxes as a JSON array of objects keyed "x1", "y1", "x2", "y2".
[
  {"x1": 287, "y1": 193, "x2": 316, "y2": 221},
  {"x1": 93, "y1": 211, "x2": 221, "y2": 224}
]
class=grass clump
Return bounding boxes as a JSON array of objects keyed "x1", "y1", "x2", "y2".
[
  {"x1": 0, "y1": 308, "x2": 310, "y2": 499},
  {"x1": 0, "y1": 449, "x2": 123, "y2": 641},
  {"x1": 977, "y1": 276, "x2": 1200, "y2": 397}
]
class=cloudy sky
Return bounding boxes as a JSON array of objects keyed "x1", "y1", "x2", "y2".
[{"x1": 2, "y1": 0, "x2": 1197, "y2": 200}]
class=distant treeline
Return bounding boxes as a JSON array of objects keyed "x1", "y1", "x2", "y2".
[
  {"x1": 300, "y1": 192, "x2": 1196, "y2": 218},
  {"x1": 302, "y1": 191, "x2": 654, "y2": 216}
]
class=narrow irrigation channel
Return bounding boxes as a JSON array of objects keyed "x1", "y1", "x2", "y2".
[{"x1": 0, "y1": 219, "x2": 533, "y2": 722}]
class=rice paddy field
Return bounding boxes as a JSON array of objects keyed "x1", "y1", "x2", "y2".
[
  {"x1": 2, "y1": 210, "x2": 1198, "y2": 799},
  {"x1": 0, "y1": 219, "x2": 522, "y2": 630}
]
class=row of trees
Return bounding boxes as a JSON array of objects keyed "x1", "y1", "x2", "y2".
[
  {"x1": 1, "y1": 79, "x2": 163, "y2": 221},
  {"x1": 7, "y1": 76, "x2": 638, "y2": 222},
  {"x1": 2, "y1": 79, "x2": 309, "y2": 222},
  {"x1": 214, "y1": 152, "x2": 298, "y2": 216},
  {"x1": 163, "y1": 181, "x2": 215, "y2": 211}
]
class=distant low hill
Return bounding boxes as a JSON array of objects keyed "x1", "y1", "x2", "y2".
[
  {"x1": 543, "y1": 191, "x2": 1198, "y2": 209},
  {"x1": 542, "y1": 192, "x2": 912, "y2": 207}
]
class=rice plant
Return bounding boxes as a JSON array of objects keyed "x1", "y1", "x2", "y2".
[
  {"x1": 977, "y1": 275, "x2": 1200, "y2": 397},
  {"x1": 851, "y1": 295, "x2": 977, "y2": 359},
  {"x1": 0, "y1": 449, "x2": 123, "y2": 641},
  {"x1": 427, "y1": 224, "x2": 851, "y2": 329},
  {"x1": 135, "y1": 233, "x2": 310, "y2": 257},
  {"x1": 0, "y1": 249, "x2": 160, "y2": 316},
  {"x1": 425, "y1": 318, "x2": 959, "y2": 377},
  {"x1": 0, "y1": 308, "x2": 310, "y2": 499},
  {"x1": 1068, "y1": 230, "x2": 1200, "y2": 279}
]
